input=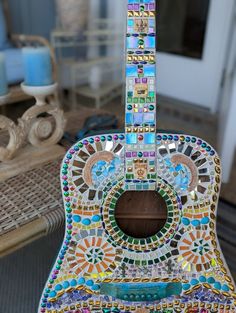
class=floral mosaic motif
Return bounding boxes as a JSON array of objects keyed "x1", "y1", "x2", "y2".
[
  {"x1": 178, "y1": 230, "x2": 214, "y2": 272},
  {"x1": 68, "y1": 236, "x2": 116, "y2": 275},
  {"x1": 192, "y1": 239, "x2": 210, "y2": 256},
  {"x1": 164, "y1": 158, "x2": 191, "y2": 191},
  {"x1": 91, "y1": 157, "x2": 121, "y2": 188},
  {"x1": 85, "y1": 247, "x2": 104, "y2": 264}
]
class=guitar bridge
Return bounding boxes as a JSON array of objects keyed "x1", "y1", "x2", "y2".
[{"x1": 100, "y1": 282, "x2": 182, "y2": 302}]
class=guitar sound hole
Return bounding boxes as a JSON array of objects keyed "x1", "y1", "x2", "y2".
[{"x1": 115, "y1": 191, "x2": 168, "y2": 239}]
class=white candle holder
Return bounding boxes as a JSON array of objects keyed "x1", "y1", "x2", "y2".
[
  {"x1": 21, "y1": 83, "x2": 58, "y2": 106},
  {"x1": 0, "y1": 82, "x2": 66, "y2": 182}
]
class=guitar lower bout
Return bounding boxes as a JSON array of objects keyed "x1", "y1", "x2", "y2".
[{"x1": 38, "y1": 131, "x2": 236, "y2": 313}]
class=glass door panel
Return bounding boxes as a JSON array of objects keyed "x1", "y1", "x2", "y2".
[
  {"x1": 158, "y1": 0, "x2": 210, "y2": 59},
  {"x1": 106, "y1": 0, "x2": 234, "y2": 111},
  {"x1": 156, "y1": 0, "x2": 234, "y2": 111}
]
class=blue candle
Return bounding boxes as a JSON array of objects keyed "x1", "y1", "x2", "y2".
[
  {"x1": 0, "y1": 53, "x2": 8, "y2": 96},
  {"x1": 22, "y1": 47, "x2": 53, "y2": 86}
]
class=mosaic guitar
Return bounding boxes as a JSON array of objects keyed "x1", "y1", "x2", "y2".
[{"x1": 39, "y1": 1, "x2": 236, "y2": 312}]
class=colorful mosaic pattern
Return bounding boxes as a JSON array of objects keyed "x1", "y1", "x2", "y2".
[
  {"x1": 125, "y1": 0, "x2": 157, "y2": 191},
  {"x1": 38, "y1": 133, "x2": 236, "y2": 313},
  {"x1": 38, "y1": 1, "x2": 236, "y2": 312},
  {"x1": 102, "y1": 180, "x2": 181, "y2": 252},
  {"x1": 68, "y1": 233, "x2": 117, "y2": 276}
]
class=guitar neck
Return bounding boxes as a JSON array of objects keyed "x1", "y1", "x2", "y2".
[{"x1": 125, "y1": 0, "x2": 157, "y2": 191}]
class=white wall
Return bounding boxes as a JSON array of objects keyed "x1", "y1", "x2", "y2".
[
  {"x1": 220, "y1": 72, "x2": 236, "y2": 182},
  {"x1": 219, "y1": 4, "x2": 236, "y2": 183}
]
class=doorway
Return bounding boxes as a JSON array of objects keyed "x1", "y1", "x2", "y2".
[{"x1": 157, "y1": 0, "x2": 235, "y2": 112}]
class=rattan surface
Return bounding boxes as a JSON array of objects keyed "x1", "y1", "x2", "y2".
[
  {"x1": 0, "y1": 108, "x2": 112, "y2": 256},
  {"x1": 0, "y1": 160, "x2": 63, "y2": 236}
]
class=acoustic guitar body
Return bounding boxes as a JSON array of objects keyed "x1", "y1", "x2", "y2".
[
  {"x1": 38, "y1": 132, "x2": 236, "y2": 313},
  {"x1": 38, "y1": 1, "x2": 235, "y2": 312}
]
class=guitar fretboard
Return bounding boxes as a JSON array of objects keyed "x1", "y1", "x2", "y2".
[{"x1": 125, "y1": 0, "x2": 157, "y2": 191}]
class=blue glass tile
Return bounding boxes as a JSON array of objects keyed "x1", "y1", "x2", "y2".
[
  {"x1": 164, "y1": 158, "x2": 191, "y2": 191},
  {"x1": 126, "y1": 113, "x2": 133, "y2": 125},
  {"x1": 145, "y1": 37, "x2": 155, "y2": 49},
  {"x1": 127, "y1": 37, "x2": 138, "y2": 49},
  {"x1": 91, "y1": 157, "x2": 121, "y2": 188},
  {"x1": 126, "y1": 65, "x2": 138, "y2": 77},
  {"x1": 149, "y1": 19, "x2": 155, "y2": 27},
  {"x1": 126, "y1": 133, "x2": 137, "y2": 144},
  {"x1": 128, "y1": 19, "x2": 134, "y2": 27},
  {"x1": 133, "y1": 113, "x2": 143, "y2": 125},
  {"x1": 144, "y1": 133, "x2": 155, "y2": 144}
]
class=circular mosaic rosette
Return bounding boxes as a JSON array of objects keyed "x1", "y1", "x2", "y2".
[
  {"x1": 102, "y1": 178, "x2": 182, "y2": 253},
  {"x1": 177, "y1": 229, "x2": 214, "y2": 272},
  {"x1": 67, "y1": 235, "x2": 117, "y2": 276},
  {"x1": 156, "y1": 138, "x2": 217, "y2": 204}
]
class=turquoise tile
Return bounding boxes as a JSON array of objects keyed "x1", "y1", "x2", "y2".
[
  {"x1": 144, "y1": 133, "x2": 155, "y2": 144},
  {"x1": 126, "y1": 133, "x2": 137, "y2": 144}
]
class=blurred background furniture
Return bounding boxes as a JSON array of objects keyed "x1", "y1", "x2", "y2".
[
  {"x1": 0, "y1": 82, "x2": 65, "y2": 181},
  {"x1": 51, "y1": 19, "x2": 124, "y2": 109},
  {"x1": 0, "y1": 0, "x2": 25, "y2": 104},
  {"x1": 0, "y1": 0, "x2": 56, "y2": 107},
  {"x1": 55, "y1": 0, "x2": 89, "y2": 33},
  {"x1": 0, "y1": 0, "x2": 66, "y2": 256},
  {"x1": 71, "y1": 56, "x2": 123, "y2": 109}
]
